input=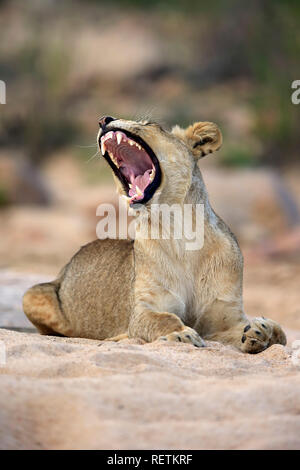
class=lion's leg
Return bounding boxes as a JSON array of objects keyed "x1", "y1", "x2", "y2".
[
  {"x1": 239, "y1": 317, "x2": 286, "y2": 353},
  {"x1": 129, "y1": 275, "x2": 205, "y2": 349},
  {"x1": 129, "y1": 308, "x2": 204, "y2": 347},
  {"x1": 200, "y1": 300, "x2": 286, "y2": 353},
  {"x1": 23, "y1": 282, "x2": 72, "y2": 336},
  {"x1": 207, "y1": 317, "x2": 287, "y2": 354}
]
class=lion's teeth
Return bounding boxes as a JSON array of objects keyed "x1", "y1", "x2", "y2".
[
  {"x1": 149, "y1": 169, "x2": 155, "y2": 182},
  {"x1": 101, "y1": 140, "x2": 106, "y2": 155},
  {"x1": 101, "y1": 132, "x2": 113, "y2": 146},
  {"x1": 128, "y1": 139, "x2": 142, "y2": 150},
  {"x1": 116, "y1": 132, "x2": 122, "y2": 145},
  {"x1": 108, "y1": 151, "x2": 119, "y2": 167},
  {"x1": 129, "y1": 183, "x2": 132, "y2": 188},
  {"x1": 105, "y1": 131, "x2": 113, "y2": 140}
]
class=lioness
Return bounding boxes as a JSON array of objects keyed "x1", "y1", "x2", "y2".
[{"x1": 23, "y1": 116, "x2": 286, "y2": 353}]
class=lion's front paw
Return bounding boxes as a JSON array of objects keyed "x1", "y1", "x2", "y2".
[
  {"x1": 158, "y1": 327, "x2": 205, "y2": 348},
  {"x1": 240, "y1": 317, "x2": 285, "y2": 354}
]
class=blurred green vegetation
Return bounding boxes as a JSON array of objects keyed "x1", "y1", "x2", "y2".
[
  {"x1": 0, "y1": 0, "x2": 299, "y2": 168},
  {"x1": 220, "y1": 145, "x2": 257, "y2": 168},
  {"x1": 75, "y1": 146, "x2": 114, "y2": 185},
  {"x1": 245, "y1": 0, "x2": 300, "y2": 166},
  {"x1": 0, "y1": 185, "x2": 9, "y2": 207}
]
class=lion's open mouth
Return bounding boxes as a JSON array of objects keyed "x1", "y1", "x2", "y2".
[{"x1": 99, "y1": 129, "x2": 161, "y2": 205}]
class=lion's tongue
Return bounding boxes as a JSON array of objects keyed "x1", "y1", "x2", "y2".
[
  {"x1": 104, "y1": 134, "x2": 154, "y2": 201},
  {"x1": 128, "y1": 170, "x2": 153, "y2": 200},
  {"x1": 116, "y1": 144, "x2": 154, "y2": 201}
]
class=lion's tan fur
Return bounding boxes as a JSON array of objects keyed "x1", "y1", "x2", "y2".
[{"x1": 23, "y1": 119, "x2": 286, "y2": 353}]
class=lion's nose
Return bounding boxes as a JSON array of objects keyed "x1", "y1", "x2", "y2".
[{"x1": 99, "y1": 116, "x2": 115, "y2": 129}]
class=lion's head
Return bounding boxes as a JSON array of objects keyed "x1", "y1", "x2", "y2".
[{"x1": 97, "y1": 116, "x2": 222, "y2": 206}]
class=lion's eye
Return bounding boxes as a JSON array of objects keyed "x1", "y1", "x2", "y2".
[{"x1": 144, "y1": 122, "x2": 164, "y2": 133}]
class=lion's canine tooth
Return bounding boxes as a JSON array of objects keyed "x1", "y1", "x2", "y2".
[
  {"x1": 116, "y1": 132, "x2": 122, "y2": 145},
  {"x1": 101, "y1": 140, "x2": 106, "y2": 155},
  {"x1": 129, "y1": 140, "x2": 134, "y2": 146},
  {"x1": 129, "y1": 183, "x2": 132, "y2": 188}
]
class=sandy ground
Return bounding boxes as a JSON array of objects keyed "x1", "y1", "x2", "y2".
[
  {"x1": 0, "y1": 268, "x2": 300, "y2": 450},
  {"x1": 0, "y1": 329, "x2": 300, "y2": 450}
]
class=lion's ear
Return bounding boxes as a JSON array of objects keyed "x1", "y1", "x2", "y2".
[{"x1": 172, "y1": 121, "x2": 222, "y2": 159}]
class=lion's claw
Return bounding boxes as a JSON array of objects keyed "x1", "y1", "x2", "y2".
[
  {"x1": 240, "y1": 317, "x2": 283, "y2": 354},
  {"x1": 158, "y1": 327, "x2": 205, "y2": 348}
]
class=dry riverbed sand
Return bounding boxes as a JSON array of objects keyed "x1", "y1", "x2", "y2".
[{"x1": 0, "y1": 271, "x2": 300, "y2": 450}]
